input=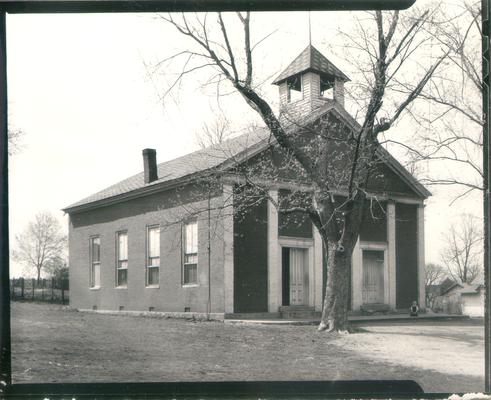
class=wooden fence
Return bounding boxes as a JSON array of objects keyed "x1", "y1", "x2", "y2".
[{"x1": 10, "y1": 278, "x2": 69, "y2": 304}]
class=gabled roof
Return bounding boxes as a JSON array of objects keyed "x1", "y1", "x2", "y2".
[
  {"x1": 272, "y1": 44, "x2": 350, "y2": 85},
  {"x1": 63, "y1": 128, "x2": 271, "y2": 213},
  {"x1": 63, "y1": 103, "x2": 430, "y2": 214},
  {"x1": 439, "y1": 277, "x2": 458, "y2": 294},
  {"x1": 459, "y1": 283, "x2": 484, "y2": 294},
  {"x1": 301, "y1": 101, "x2": 432, "y2": 199},
  {"x1": 440, "y1": 280, "x2": 484, "y2": 295},
  {"x1": 427, "y1": 284, "x2": 442, "y2": 295},
  {"x1": 452, "y1": 283, "x2": 484, "y2": 294}
]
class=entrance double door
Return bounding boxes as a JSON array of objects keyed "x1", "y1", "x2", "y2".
[
  {"x1": 285, "y1": 247, "x2": 309, "y2": 306},
  {"x1": 362, "y1": 249, "x2": 385, "y2": 304}
]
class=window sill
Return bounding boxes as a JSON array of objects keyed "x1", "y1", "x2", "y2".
[
  {"x1": 145, "y1": 285, "x2": 160, "y2": 289},
  {"x1": 182, "y1": 283, "x2": 199, "y2": 288},
  {"x1": 287, "y1": 97, "x2": 304, "y2": 105},
  {"x1": 115, "y1": 286, "x2": 127, "y2": 289},
  {"x1": 89, "y1": 286, "x2": 101, "y2": 291}
]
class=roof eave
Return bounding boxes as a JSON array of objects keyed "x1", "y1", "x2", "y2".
[
  {"x1": 272, "y1": 67, "x2": 351, "y2": 86},
  {"x1": 62, "y1": 170, "x2": 216, "y2": 215},
  {"x1": 65, "y1": 106, "x2": 429, "y2": 213},
  {"x1": 63, "y1": 134, "x2": 273, "y2": 215},
  {"x1": 376, "y1": 147, "x2": 432, "y2": 199}
]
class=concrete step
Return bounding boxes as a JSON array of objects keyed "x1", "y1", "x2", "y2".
[
  {"x1": 280, "y1": 306, "x2": 320, "y2": 319},
  {"x1": 224, "y1": 312, "x2": 281, "y2": 320},
  {"x1": 359, "y1": 303, "x2": 391, "y2": 315},
  {"x1": 279, "y1": 305, "x2": 313, "y2": 311},
  {"x1": 282, "y1": 311, "x2": 321, "y2": 319}
]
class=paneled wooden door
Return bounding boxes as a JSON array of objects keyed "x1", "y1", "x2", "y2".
[
  {"x1": 362, "y1": 250, "x2": 385, "y2": 304},
  {"x1": 289, "y1": 248, "x2": 309, "y2": 305}
]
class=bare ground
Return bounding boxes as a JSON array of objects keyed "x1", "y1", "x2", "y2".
[{"x1": 11, "y1": 302, "x2": 485, "y2": 393}]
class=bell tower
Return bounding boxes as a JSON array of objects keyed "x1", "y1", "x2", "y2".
[{"x1": 272, "y1": 45, "x2": 349, "y2": 117}]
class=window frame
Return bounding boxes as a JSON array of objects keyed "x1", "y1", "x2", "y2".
[
  {"x1": 182, "y1": 219, "x2": 198, "y2": 286},
  {"x1": 115, "y1": 231, "x2": 128, "y2": 288},
  {"x1": 89, "y1": 235, "x2": 101, "y2": 289},
  {"x1": 146, "y1": 225, "x2": 160, "y2": 287}
]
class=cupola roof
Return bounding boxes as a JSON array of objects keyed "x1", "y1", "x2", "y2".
[{"x1": 272, "y1": 44, "x2": 350, "y2": 85}]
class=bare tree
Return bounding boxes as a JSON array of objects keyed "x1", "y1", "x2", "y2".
[
  {"x1": 387, "y1": 2, "x2": 483, "y2": 202},
  {"x1": 425, "y1": 262, "x2": 445, "y2": 287},
  {"x1": 12, "y1": 211, "x2": 67, "y2": 283},
  {"x1": 195, "y1": 115, "x2": 231, "y2": 148},
  {"x1": 424, "y1": 262, "x2": 445, "y2": 307},
  {"x1": 158, "y1": 10, "x2": 447, "y2": 332},
  {"x1": 441, "y1": 213, "x2": 482, "y2": 284},
  {"x1": 44, "y1": 255, "x2": 68, "y2": 280},
  {"x1": 8, "y1": 125, "x2": 24, "y2": 156}
]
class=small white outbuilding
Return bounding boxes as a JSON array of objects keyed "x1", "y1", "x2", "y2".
[{"x1": 440, "y1": 283, "x2": 485, "y2": 317}]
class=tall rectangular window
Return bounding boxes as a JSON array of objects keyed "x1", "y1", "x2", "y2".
[
  {"x1": 146, "y1": 226, "x2": 160, "y2": 286},
  {"x1": 90, "y1": 236, "x2": 101, "y2": 288},
  {"x1": 116, "y1": 232, "x2": 128, "y2": 287},
  {"x1": 183, "y1": 220, "x2": 198, "y2": 285}
]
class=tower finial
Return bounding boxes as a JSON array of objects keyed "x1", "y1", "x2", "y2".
[{"x1": 308, "y1": 11, "x2": 312, "y2": 46}]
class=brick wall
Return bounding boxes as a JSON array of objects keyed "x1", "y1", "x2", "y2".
[{"x1": 68, "y1": 183, "x2": 226, "y2": 313}]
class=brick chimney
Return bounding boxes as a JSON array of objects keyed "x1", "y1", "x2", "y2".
[{"x1": 142, "y1": 148, "x2": 158, "y2": 184}]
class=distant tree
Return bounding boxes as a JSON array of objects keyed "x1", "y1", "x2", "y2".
[
  {"x1": 8, "y1": 125, "x2": 24, "y2": 156},
  {"x1": 45, "y1": 255, "x2": 69, "y2": 281},
  {"x1": 195, "y1": 115, "x2": 231, "y2": 149},
  {"x1": 425, "y1": 262, "x2": 445, "y2": 286},
  {"x1": 390, "y1": 2, "x2": 483, "y2": 202},
  {"x1": 12, "y1": 212, "x2": 67, "y2": 283},
  {"x1": 424, "y1": 262, "x2": 445, "y2": 308},
  {"x1": 441, "y1": 213, "x2": 482, "y2": 284}
]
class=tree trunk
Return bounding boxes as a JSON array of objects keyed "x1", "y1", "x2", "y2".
[
  {"x1": 318, "y1": 240, "x2": 353, "y2": 332},
  {"x1": 36, "y1": 267, "x2": 41, "y2": 284}
]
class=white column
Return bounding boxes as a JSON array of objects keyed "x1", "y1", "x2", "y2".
[
  {"x1": 417, "y1": 204, "x2": 426, "y2": 311},
  {"x1": 387, "y1": 201, "x2": 397, "y2": 309},
  {"x1": 267, "y1": 190, "x2": 281, "y2": 312},
  {"x1": 223, "y1": 184, "x2": 234, "y2": 314},
  {"x1": 313, "y1": 226, "x2": 323, "y2": 311},
  {"x1": 351, "y1": 236, "x2": 363, "y2": 310}
]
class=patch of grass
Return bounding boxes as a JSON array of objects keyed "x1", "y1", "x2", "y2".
[{"x1": 11, "y1": 301, "x2": 485, "y2": 393}]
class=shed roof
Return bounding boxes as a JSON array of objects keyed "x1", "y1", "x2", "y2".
[{"x1": 272, "y1": 44, "x2": 350, "y2": 85}]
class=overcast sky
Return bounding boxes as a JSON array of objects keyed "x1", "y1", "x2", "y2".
[{"x1": 7, "y1": 5, "x2": 483, "y2": 277}]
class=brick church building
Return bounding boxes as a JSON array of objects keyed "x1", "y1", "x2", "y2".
[{"x1": 64, "y1": 45, "x2": 429, "y2": 318}]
